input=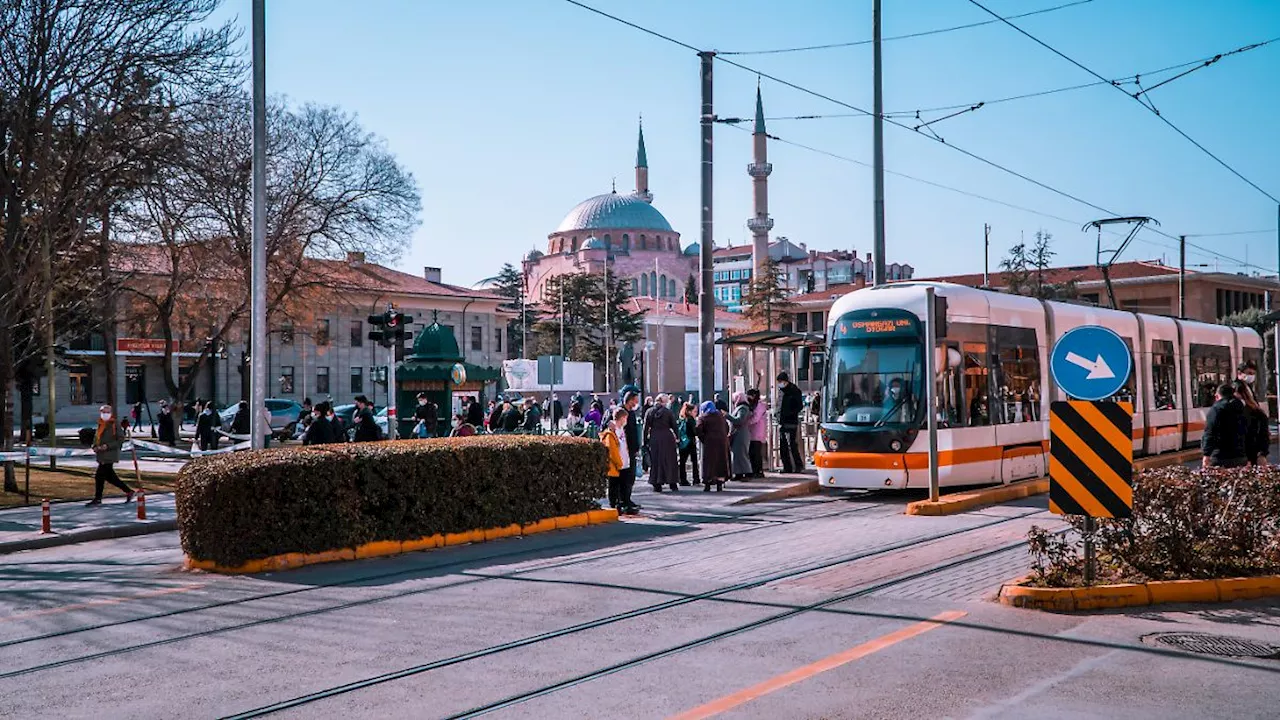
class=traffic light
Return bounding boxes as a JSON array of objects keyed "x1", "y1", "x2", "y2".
[{"x1": 368, "y1": 308, "x2": 414, "y2": 348}]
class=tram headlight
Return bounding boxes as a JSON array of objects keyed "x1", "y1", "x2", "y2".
[{"x1": 889, "y1": 439, "x2": 903, "y2": 452}]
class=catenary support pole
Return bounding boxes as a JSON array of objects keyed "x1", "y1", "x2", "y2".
[
  {"x1": 1274, "y1": 204, "x2": 1279, "y2": 420},
  {"x1": 699, "y1": 50, "x2": 716, "y2": 403},
  {"x1": 248, "y1": 0, "x2": 268, "y2": 450},
  {"x1": 871, "y1": 0, "x2": 886, "y2": 287},
  {"x1": 1179, "y1": 235, "x2": 1186, "y2": 319},
  {"x1": 925, "y1": 287, "x2": 940, "y2": 503},
  {"x1": 983, "y1": 224, "x2": 990, "y2": 288}
]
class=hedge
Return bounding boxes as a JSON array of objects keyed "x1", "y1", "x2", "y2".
[
  {"x1": 1027, "y1": 465, "x2": 1280, "y2": 587},
  {"x1": 176, "y1": 435, "x2": 608, "y2": 567}
]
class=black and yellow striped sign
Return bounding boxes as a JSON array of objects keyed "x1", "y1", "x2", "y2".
[{"x1": 1049, "y1": 401, "x2": 1133, "y2": 518}]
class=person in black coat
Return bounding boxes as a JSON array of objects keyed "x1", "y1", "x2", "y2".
[
  {"x1": 414, "y1": 392, "x2": 438, "y2": 437},
  {"x1": 352, "y1": 395, "x2": 382, "y2": 442},
  {"x1": 231, "y1": 400, "x2": 251, "y2": 435},
  {"x1": 1233, "y1": 380, "x2": 1270, "y2": 466},
  {"x1": 156, "y1": 400, "x2": 176, "y2": 446},
  {"x1": 194, "y1": 400, "x2": 217, "y2": 451},
  {"x1": 500, "y1": 401, "x2": 523, "y2": 432},
  {"x1": 776, "y1": 372, "x2": 805, "y2": 473},
  {"x1": 466, "y1": 396, "x2": 485, "y2": 428},
  {"x1": 1202, "y1": 383, "x2": 1247, "y2": 468},
  {"x1": 303, "y1": 402, "x2": 338, "y2": 445}
]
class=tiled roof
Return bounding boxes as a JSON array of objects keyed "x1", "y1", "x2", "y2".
[
  {"x1": 923, "y1": 260, "x2": 1183, "y2": 287},
  {"x1": 789, "y1": 283, "x2": 862, "y2": 304},
  {"x1": 712, "y1": 245, "x2": 754, "y2": 258},
  {"x1": 625, "y1": 298, "x2": 745, "y2": 324}
]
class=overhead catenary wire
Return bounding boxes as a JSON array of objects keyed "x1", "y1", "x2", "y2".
[
  {"x1": 562, "y1": 0, "x2": 1277, "y2": 274},
  {"x1": 966, "y1": 0, "x2": 1280, "y2": 205},
  {"x1": 717, "y1": 0, "x2": 1094, "y2": 55}
]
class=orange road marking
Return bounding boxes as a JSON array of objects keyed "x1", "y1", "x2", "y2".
[
  {"x1": 668, "y1": 610, "x2": 967, "y2": 720},
  {"x1": 1, "y1": 583, "x2": 206, "y2": 623}
]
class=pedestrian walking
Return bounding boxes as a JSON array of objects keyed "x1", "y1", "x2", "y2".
[
  {"x1": 499, "y1": 400, "x2": 522, "y2": 432},
  {"x1": 643, "y1": 394, "x2": 680, "y2": 492},
  {"x1": 694, "y1": 401, "x2": 730, "y2": 492},
  {"x1": 602, "y1": 407, "x2": 637, "y2": 514},
  {"x1": 521, "y1": 398, "x2": 542, "y2": 432},
  {"x1": 550, "y1": 394, "x2": 564, "y2": 431},
  {"x1": 130, "y1": 402, "x2": 142, "y2": 429},
  {"x1": 776, "y1": 372, "x2": 805, "y2": 473},
  {"x1": 727, "y1": 391, "x2": 753, "y2": 480},
  {"x1": 231, "y1": 400, "x2": 251, "y2": 436},
  {"x1": 352, "y1": 395, "x2": 381, "y2": 442},
  {"x1": 414, "y1": 392, "x2": 438, "y2": 438},
  {"x1": 586, "y1": 399, "x2": 604, "y2": 428},
  {"x1": 622, "y1": 391, "x2": 643, "y2": 506},
  {"x1": 1234, "y1": 380, "x2": 1270, "y2": 466},
  {"x1": 194, "y1": 399, "x2": 217, "y2": 451},
  {"x1": 156, "y1": 400, "x2": 176, "y2": 447},
  {"x1": 1202, "y1": 383, "x2": 1248, "y2": 468},
  {"x1": 677, "y1": 402, "x2": 700, "y2": 486},
  {"x1": 746, "y1": 388, "x2": 768, "y2": 477},
  {"x1": 327, "y1": 405, "x2": 346, "y2": 442},
  {"x1": 88, "y1": 405, "x2": 134, "y2": 506}
]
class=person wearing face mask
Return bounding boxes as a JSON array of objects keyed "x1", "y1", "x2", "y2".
[
  {"x1": 88, "y1": 405, "x2": 134, "y2": 506},
  {"x1": 1237, "y1": 361, "x2": 1258, "y2": 388},
  {"x1": 303, "y1": 402, "x2": 338, "y2": 445},
  {"x1": 620, "y1": 391, "x2": 643, "y2": 511},
  {"x1": 776, "y1": 373, "x2": 805, "y2": 473},
  {"x1": 414, "y1": 392, "x2": 439, "y2": 438},
  {"x1": 194, "y1": 399, "x2": 217, "y2": 451}
]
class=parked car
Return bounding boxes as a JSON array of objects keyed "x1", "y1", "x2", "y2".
[{"x1": 218, "y1": 398, "x2": 305, "y2": 435}]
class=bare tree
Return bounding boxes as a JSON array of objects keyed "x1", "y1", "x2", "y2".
[{"x1": 0, "y1": 0, "x2": 236, "y2": 490}]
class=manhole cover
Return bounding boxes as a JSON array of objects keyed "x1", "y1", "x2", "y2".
[{"x1": 1147, "y1": 632, "x2": 1280, "y2": 658}]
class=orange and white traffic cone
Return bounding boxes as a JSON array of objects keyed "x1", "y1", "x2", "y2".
[
  {"x1": 137, "y1": 489, "x2": 146, "y2": 520},
  {"x1": 40, "y1": 499, "x2": 51, "y2": 534}
]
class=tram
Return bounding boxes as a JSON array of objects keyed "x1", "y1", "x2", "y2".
[{"x1": 815, "y1": 282, "x2": 1264, "y2": 490}]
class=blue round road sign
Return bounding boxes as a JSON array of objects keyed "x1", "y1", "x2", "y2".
[{"x1": 1050, "y1": 326, "x2": 1132, "y2": 401}]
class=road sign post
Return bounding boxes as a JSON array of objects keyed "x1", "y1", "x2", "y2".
[
  {"x1": 924, "y1": 287, "x2": 940, "y2": 503},
  {"x1": 1049, "y1": 325, "x2": 1135, "y2": 586}
]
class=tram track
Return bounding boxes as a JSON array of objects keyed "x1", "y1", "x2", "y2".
[
  {"x1": 215, "y1": 509, "x2": 1047, "y2": 718},
  {"x1": 0, "y1": 494, "x2": 887, "y2": 653}
]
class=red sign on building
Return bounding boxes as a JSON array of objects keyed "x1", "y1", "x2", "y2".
[{"x1": 116, "y1": 338, "x2": 179, "y2": 354}]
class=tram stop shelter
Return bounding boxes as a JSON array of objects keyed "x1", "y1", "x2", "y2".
[
  {"x1": 396, "y1": 320, "x2": 500, "y2": 437},
  {"x1": 716, "y1": 330, "x2": 826, "y2": 469}
]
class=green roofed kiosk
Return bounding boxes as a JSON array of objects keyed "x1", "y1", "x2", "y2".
[{"x1": 396, "y1": 316, "x2": 500, "y2": 437}]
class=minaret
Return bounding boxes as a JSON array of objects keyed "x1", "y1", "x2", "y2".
[
  {"x1": 747, "y1": 84, "x2": 773, "y2": 279},
  {"x1": 635, "y1": 118, "x2": 652, "y2": 203}
]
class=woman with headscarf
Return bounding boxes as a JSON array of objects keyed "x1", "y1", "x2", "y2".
[
  {"x1": 746, "y1": 388, "x2": 769, "y2": 477},
  {"x1": 727, "y1": 392, "x2": 754, "y2": 480},
  {"x1": 643, "y1": 394, "x2": 681, "y2": 492},
  {"x1": 694, "y1": 400, "x2": 731, "y2": 492},
  {"x1": 88, "y1": 405, "x2": 134, "y2": 506}
]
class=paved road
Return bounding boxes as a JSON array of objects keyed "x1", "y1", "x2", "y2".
[{"x1": 0, "y1": 486, "x2": 1276, "y2": 719}]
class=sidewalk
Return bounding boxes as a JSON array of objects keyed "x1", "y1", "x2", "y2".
[{"x1": 0, "y1": 493, "x2": 177, "y2": 554}]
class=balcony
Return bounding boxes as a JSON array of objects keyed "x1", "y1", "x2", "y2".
[
  {"x1": 747, "y1": 216, "x2": 774, "y2": 232},
  {"x1": 747, "y1": 162, "x2": 773, "y2": 178}
]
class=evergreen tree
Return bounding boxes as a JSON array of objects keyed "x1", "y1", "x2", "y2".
[
  {"x1": 531, "y1": 272, "x2": 644, "y2": 364},
  {"x1": 684, "y1": 273, "x2": 697, "y2": 304},
  {"x1": 490, "y1": 263, "x2": 538, "y2": 358},
  {"x1": 742, "y1": 257, "x2": 796, "y2": 331}
]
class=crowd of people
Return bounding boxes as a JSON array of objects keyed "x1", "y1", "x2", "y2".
[{"x1": 1201, "y1": 362, "x2": 1270, "y2": 469}]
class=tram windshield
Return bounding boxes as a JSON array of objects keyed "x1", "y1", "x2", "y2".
[{"x1": 825, "y1": 340, "x2": 923, "y2": 427}]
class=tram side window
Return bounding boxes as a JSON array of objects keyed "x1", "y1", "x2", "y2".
[
  {"x1": 1151, "y1": 340, "x2": 1178, "y2": 410},
  {"x1": 989, "y1": 326, "x2": 1040, "y2": 424},
  {"x1": 1189, "y1": 343, "x2": 1231, "y2": 408},
  {"x1": 935, "y1": 342, "x2": 962, "y2": 428},
  {"x1": 962, "y1": 342, "x2": 990, "y2": 426},
  {"x1": 1106, "y1": 338, "x2": 1138, "y2": 405}
]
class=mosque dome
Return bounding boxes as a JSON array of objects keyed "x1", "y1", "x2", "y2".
[
  {"x1": 555, "y1": 192, "x2": 674, "y2": 233},
  {"x1": 682, "y1": 242, "x2": 701, "y2": 256},
  {"x1": 581, "y1": 236, "x2": 607, "y2": 250}
]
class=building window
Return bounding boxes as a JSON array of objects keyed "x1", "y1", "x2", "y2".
[
  {"x1": 811, "y1": 311, "x2": 824, "y2": 330},
  {"x1": 622, "y1": 234, "x2": 630, "y2": 252},
  {"x1": 494, "y1": 327, "x2": 503, "y2": 353},
  {"x1": 641, "y1": 274, "x2": 648, "y2": 296},
  {"x1": 730, "y1": 269, "x2": 740, "y2": 280},
  {"x1": 1189, "y1": 343, "x2": 1230, "y2": 408},
  {"x1": 639, "y1": 234, "x2": 646, "y2": 250},
  {"x1": 316, "y1": 319, "x2": 330, "y2": 346},
  {"x1": 989, "y1": 326, "x2": 1040, "y2": 424},
  {"x1": 280, "y1": 366, "x2": 295, "y2": 395},
  {"x1": 650, "y1": 271, "x2": 657, "y2": 296},
  {"x1": 350, "y1": 320, "x2": 363, "y2": 347},
  {"x1": 471, "y1": 325, "x2": 482, "y2": 351},
  {"x1": 281, "y1": 322, "x2": 294, "y2": 345},
  {"x1": 1151, "y1": 340, "x2": 1177, "y2": 410},
  {"x1": 350, "y1": 366, "x2": 363, "y2": 393},
  {"x1": 659, "y1": 274, "x2": 667, "y2": 296},
  {"x1": 316, "y1": 366, "x2": 330, "y2": 395},
  {"x1": 68, "y1": 364, "x2": 92, "y2": 405},
  {"x1": 796, "y1": 313, "x2": 808, "y2": 333},
  {"x1": 632, "y1": 277, "x2": 639, "y2": 295},
  {"x1": 603, "y1": 233, "x2": 612, "y2": 250}
]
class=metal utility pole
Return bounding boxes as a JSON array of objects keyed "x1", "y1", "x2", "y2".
[
  {"x1": 699, "y1": 50, "x2": 716, "y2": 402},
  {"x1": 983, "y1": 224, "x2": 991, "y2": 288},
  {"x1": 925, "y1": 287, "x2": 940, "y2": 502},
  {"x1": 604, "y1": 263, "x2": 611, "y2": 393},
  {"x1": 248, "y1": 0, "x2": 268, "y2": 450},
  {"x1": 871, "y1": 0, "x2": 887, "y2": 287},
  {"x1": 1274, "y1": 204, "x2": 1279, "y2": 420},
  {"x1": 1178, "y1": 235, "x2": 1186, "y2": 319},
  {"x1": 42, "y1": 214, "x2": 56, "y2": 468}
]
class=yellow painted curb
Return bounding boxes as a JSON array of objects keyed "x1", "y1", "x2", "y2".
[
  {"x1": 906, "y1": 478, "x2": 1047, "y2": 516},
  {"x1": 184, "y1": 508, "x2": 619, "y2": 575},
  {"x1": 999, "y1": 574, "x2": 1280, "y2": 611}
]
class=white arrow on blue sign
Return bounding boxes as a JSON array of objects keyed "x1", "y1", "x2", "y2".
[{"x1": 1050, "y1": 325, "x2": 1133, "y2": 401}]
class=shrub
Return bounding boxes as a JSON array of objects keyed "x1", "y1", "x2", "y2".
[
  {"x1": 1027, "y1": 465, "x2": 1280, "y2": 587},
  {"x1": 176, "y1": 435, "x2": 608, "y2": 567}
]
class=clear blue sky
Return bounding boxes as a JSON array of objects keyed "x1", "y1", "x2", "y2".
[{"x1": 214, "y1": 0, "x2": 1280, "y2": 286}]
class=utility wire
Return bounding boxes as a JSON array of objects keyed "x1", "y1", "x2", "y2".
[
  {"x1": 967, "y1": 0, "x2": 1280, "y2": 205},
  {"x1": 562, "y1": 0, "x2": 1277, "y2": 273},
  {"x1": 718, "y1": 0, "x2": 1093, "y2": 55}
]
